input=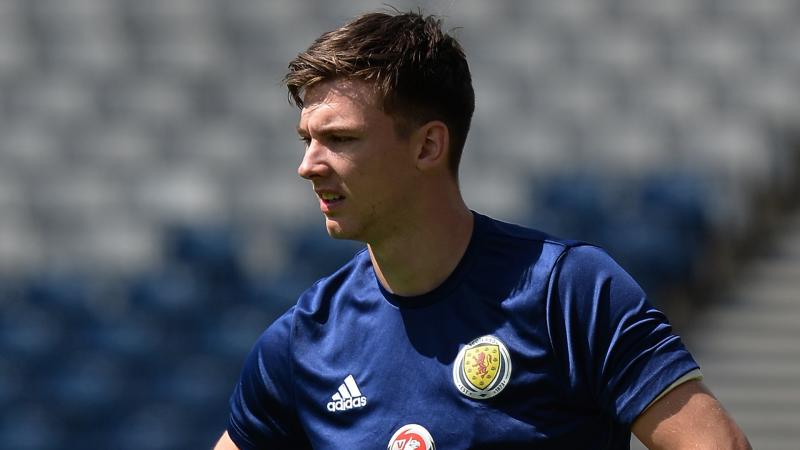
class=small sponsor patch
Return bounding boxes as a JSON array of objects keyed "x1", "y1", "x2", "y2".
[
  {"x1": 452, "y1": 335, "x2": 512, "y2": 399},
  {"x1": 387, "y1": 424, "x2": 435, "y2": 450}
]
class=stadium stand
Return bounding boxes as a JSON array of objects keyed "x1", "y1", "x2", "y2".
[{"x1": 0, "y1": 0, "x2": 798, "y2": 448}]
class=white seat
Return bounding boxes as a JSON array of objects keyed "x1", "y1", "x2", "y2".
[
  {"x1": 72, "y1": 215, "x2": 160, "y2": 276},
  {"x1": 0, "y1": 120, "x2": 64, "y2": 172},
  {"x1": 228, "y1": 74, "x2": 303, "y2": 125},
  {"x1": 139, "y1": 30, "x2": 226, "y2": 77},
  {"x1": 75, "y1": 121, "x2": 161, "y2": 174},
  {"x1": 0, "y1": 216, "x2": 44, "y2": 275},
  {"x1": 46, "y1": 29, "x2": 130, "y2": 76},
  {"x1": 220, "y1": 0, "x2": 316, "y2": 55},
  {"x1": 575, "y1": 24, "x2": 658, "y2": 75},
  {"x1": 671, "y1": 25, "x2": 757, "y2": 76},
  {"x1": 680, "y1": 114, "x2": 771, "y2": 188},
  {"x1": 471, "y1": 69, "x2": 531, "y2": 119},
  {"x1": 442, "y1": 0, "x2": 509, "y2": 29},
  {"x1": 7, "y1": 75, "x2": 97, "y2": 123},
  {"x1": 764, "y1": 26, "x2": 800, "y2": 72},
  {"x1": 173, "y1": 120, "x2": 260, "y2": 175},
  {"x1": 232, "y1": 169, "x2": 316, "y2": 229},
  {"x1": 581, "y1": 113, "x2": 671, "y2": 174},
  {"x1": 524, "y1": 0, "x2": 607, "y2": 27},
  {"x1": 463, "y1": 24, "x2": 565, "y2": 77},
  {"x1": 103, "y1": 76, "x2": 191, "y2": 125},
  {"x1": 724, "y1": 70, "x2": 800, "y2": 120},
  {"x1": 494, "y1": 114, "x2": 575, "y2": 173},
  {"x1": 123, "y1": 0, "x2": 215, "y2": 26},
  {"x1": 459, "y1": 161, "x2": 530, "y2": 224},
  {"x1": 0, "y1": 27, "x2": 33, "y2": 76},
  {"x1": 714, "y1": 0, "x2": 797, "y2": 25},
  {"x1": 0, "y1": 170, "x2": 25, "y2": 213},
  {"x1": 534, "y1": 71, "x2": 616, "y2": 121},
  {"x1": 632, "y1": 71, "x2": 715, "y2": 124},
  {"x1": 616, "y1": 0, "x2": 704, "y2": 24},
  {"x1": 134, "y1": 163, "x2": 226, "y2": 224},
  {"x1": 31, "y1": 0, "x2": 117, "y2": 20},
  {"x1": 31, "y1": 170, "x2": 126, "y2": 229}
]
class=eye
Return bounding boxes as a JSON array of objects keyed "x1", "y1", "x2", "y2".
[
  {"x1": 329, "y1": 135, "x2": 356, "y2": 144},
  {"x1": 299, "y1": 136, "x2": 311, "y2": 146}
]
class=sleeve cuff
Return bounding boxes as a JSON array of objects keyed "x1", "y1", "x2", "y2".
[{"x1": 641, "y1": 368, "x2": 704, "y2": 413}]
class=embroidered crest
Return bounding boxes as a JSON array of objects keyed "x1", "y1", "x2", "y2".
[{"x1": 452, "y1": 335, "x2": 511, "y2": 399}]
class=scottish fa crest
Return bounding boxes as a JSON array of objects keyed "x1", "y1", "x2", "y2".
[{"x1": 452, "y1": 335, "x2": 511, "y2": 399}]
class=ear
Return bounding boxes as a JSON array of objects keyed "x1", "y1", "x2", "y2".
[{"x1": 414, "y1": 120, "x2": 450, "y2": 172}]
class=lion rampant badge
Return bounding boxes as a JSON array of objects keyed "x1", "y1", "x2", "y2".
[{"x1": 452, "y1": 335, "x2": 511, "y2": 399}]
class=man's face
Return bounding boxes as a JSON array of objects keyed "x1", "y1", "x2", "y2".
[{"x1": 296, "y1": 78, "x2": 419, "y2": 242}]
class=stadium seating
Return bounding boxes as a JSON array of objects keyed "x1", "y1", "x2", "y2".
[{"x1": 0, "y1": 0, "x2": 798, "y2": 448}]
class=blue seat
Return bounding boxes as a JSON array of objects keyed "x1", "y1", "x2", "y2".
[
  {"x1": 165, "y1": 225, "x2": 242, "y2": 276},
  {"x1": 286, "y1": 224, "x2": 365, "y2": 285},
  {"x1": 25, "y1": 272, "x2": 92, "y2": 317},
  {"x1": 0, "y1": 403, "x2": 63, "y2": 450},
  {"x1": 242, "y1": 275, "x2": 306, "y2": 314},
  {"x1": 0, "y1": 304, "x2": 65, "y2": 362},
  {"x1": 598, "y1": 217, "x2": 697, "y2": 296},
  {"x1": 163, "y1": 224, "x2": 250, "y2": 308},
  {"x1": 0, "y1": 356, "x2": 24, "y2": 408},
  {"x1": 529, "y1": 173, "x2": 612, "y2": 243},
  {"x1": 81, "y1": 311, "x2": 165, "y2": 363},
  {"x1": 128, "y1": 267, "x2": 205, "y2": 319},
  {"x1": 638, "y1": 173, "x2": 712, "y2": 244},
  {"x1": 201, "y1": 303, "x2": 281, "y2": 360},
  {"x1": 152, "y1": 356, "x2": 235, "y2": 408},
  {"x1": 42, "y1": 352, "x2": 127, "y2": 422},
  {"x1": 111, "y1": 403, "x2": 198, "y2": 450}
]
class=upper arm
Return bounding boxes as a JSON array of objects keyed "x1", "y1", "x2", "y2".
[
  {"x1": 214, "y1": 431, "x2": 240, "y2": 450},
  {"x1": 632, "y1": 380, "x2": 751, "y2": 450},
  {"x1": 226, "y1": 307, "x2": 310, "y2": 448},
  {"x1": 549, "y1": 245, "x2": 702, "y2": 424}
]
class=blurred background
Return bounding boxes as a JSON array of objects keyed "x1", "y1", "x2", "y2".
[{"x1": 0, "y1": 0, "x2": 798, "y2": 448}]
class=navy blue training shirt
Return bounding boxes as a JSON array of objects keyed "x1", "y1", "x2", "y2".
[{"x1": 227, "y1": 212, "x2": 699, "y2": 449}]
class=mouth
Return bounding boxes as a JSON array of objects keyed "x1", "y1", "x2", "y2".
[{"x1": 316, "y1": 190, "x2": 346, "y2": 210}]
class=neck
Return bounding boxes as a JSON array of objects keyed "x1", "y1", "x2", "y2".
[{"x1": 368, "y1": 198, "x2": 474, "y2": 297}]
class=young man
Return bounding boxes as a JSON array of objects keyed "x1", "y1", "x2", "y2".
[{"x1": 216, "y1": 11, "x2": 750, "y2": 449}]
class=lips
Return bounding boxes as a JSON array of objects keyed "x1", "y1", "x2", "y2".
[
  {"x1": 315, "y1": 190, "x2": 345, "y2": 212},
  {"x1": 319, "y1": 191, "x2": 345, "y2": 203}
]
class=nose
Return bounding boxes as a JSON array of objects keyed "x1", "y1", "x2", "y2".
[{"x1": 297, "y1": 140, "x2": 328, "y2": 180}]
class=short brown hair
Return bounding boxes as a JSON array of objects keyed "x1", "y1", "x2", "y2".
[{"x1": 284, "y1": 11, "x2": 475, "y2": 176}]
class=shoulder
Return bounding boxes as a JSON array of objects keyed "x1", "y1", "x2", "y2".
[
  {"x1": 476, "y1": 211, "x2": 565, "y2": 246},
  {"x1": 474, "y1": 213, "x2": 607, "y2": 281},
  {"x1": 554, "y1": 243, "x2": 633, "y2": 281},
  {"x1": 474, "y1": 213, "x2": 637, "y2": 293},
  {"x1": 550, "y1": 243, "x2": 642, "y2": 301},
  {"x1": 474, "y1": 212, "x2": 580, "y2": 261},
  {"x1": 251, "y1": 248, "x2": 373, "y2": 344}
]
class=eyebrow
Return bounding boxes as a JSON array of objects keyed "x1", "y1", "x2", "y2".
[{"x1": 296, "y1": 124, "x2": 363, "y2": 136}]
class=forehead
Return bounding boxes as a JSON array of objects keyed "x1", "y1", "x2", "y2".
[{"x1": 298, "y1": 79, "x2": 382, "y2": 128}]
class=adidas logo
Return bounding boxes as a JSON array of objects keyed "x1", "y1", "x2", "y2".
[{"x1": 326, "y1": 374, "x2": 368, "y2": 412}]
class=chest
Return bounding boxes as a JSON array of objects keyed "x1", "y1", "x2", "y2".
[{"x1": 291, "y1": 308, "x2": 609, "y2": 449}]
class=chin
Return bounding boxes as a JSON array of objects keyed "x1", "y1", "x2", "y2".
[{"x1": 324, "y1": 217, "x2": 363, "y2": 241}]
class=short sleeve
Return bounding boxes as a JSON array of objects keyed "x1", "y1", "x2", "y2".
[
  {"x1": 548, "y1": 245, "x2": 700, "y2": 426},
  {"x1": 226, "y1": 306, "x2": 311, "y2": 449}
]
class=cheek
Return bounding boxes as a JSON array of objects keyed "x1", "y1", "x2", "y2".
[
  {"x1": 371, "y1": 167, "x2": 418, "y2": 210},
  {"x1": 344, "y1": 140, "x2": 417, "y2": 200}
]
